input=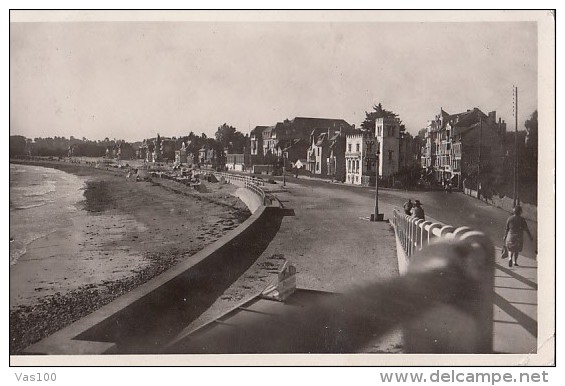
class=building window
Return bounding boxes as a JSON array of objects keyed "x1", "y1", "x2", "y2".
[
  {"x1": 388, "y1": 150, "x2": 393, "y2": 161},
  {"x1": 316, "y1": 162, "x2": 319, "y2": 171},
  {"x1": 317, "y1": 148, "x2": 320, "y2": 156},
  {"x1": 356, "y1": 143, "x2": 360, "y2": 152},
  {"x1": 348, "y1": 144, "x2": 352, "y2": 152}
]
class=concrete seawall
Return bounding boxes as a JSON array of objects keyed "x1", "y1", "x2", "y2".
[
  {"x1": 234, "y1": 187, "x2": 263, "y2": 213},
  {"x1": 23, "y1": 176, "x2": 282, "y2": 354}
]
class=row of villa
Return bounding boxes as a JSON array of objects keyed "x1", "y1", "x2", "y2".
[
  {"x1": 129, "y1": 106, "x2": 508, "y2": 189},
  {"x1": 250, "y1": 116, "x2": 421, "y2": 186},
  {"x1": 420, "y1": 108, "x2": 507, "y2": 188}
]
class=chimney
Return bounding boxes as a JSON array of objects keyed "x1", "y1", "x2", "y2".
[{"x1": 488, "y1": 111, "x2": 496, "y2": 124}]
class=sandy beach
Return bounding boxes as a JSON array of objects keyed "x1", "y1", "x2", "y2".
[{"x1": 9, "y1": 161, "x2": 250, "y2": 354}]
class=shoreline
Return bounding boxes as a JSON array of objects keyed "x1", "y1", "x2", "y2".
[{"x1": 9, "y1": 160, "x2": 251, "y2": 354}]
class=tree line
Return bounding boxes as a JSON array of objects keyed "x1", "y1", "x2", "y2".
[
  {"x1": 9, "y1": 123, "x2": 251, "y2": 160},
  {"x1": 9, "y1": 136, "x2": 123, "y2": 158}
]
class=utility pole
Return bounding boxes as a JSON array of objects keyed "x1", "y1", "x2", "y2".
[
  {"x1": 513, "y1": 86, "x2": 519, "y2": 207},
  {"x1": 477, "y1": 116, "x2": 482, "y2": 200}
]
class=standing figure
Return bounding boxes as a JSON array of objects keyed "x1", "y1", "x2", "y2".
[
  {"x1": 413, "y1": 200, "x2": 425, "y2": 220},
  {"x1": 403, "y1": 199, "x2": 413, "y2": 216},
  {"x1": 504, "y1": 205, "x2": 534, "y2": 267}
]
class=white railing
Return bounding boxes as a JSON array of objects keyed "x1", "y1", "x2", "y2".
[
  {"x1": 206, "y1": 171, "x2": 265, "y2": 187},
  {"x1": 244, "y1": 179, "x2": 266, "y2": 204},
  {"x1": 206, "y1": 171, "x2": 267, "y2": 205},
  {"x1": 392, "y1": 207, "x2": 493, "y2": 259},
  {"x1": 390, "y1": 207, "x2": 495, "y2": 353}
]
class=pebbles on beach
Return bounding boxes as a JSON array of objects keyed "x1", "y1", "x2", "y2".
[{"x1": 9, "y1": 162, "x2": 251, "y2": 355}]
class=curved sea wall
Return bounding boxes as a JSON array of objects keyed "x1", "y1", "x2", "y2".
[
  {"x1": 23, "y1": 169, "x2": 282, "y2": 355},
  {"x1": 234, "y1": 187, "x2": 263, "y2": 213}
]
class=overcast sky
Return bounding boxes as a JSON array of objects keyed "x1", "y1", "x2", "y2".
[{"x1": 10, "y1": 20, "x2": 537, "y2": 141}]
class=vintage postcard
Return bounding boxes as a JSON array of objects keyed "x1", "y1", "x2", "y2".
[{"x1": 8, "y1": 9, "x2": 555, "y2": 366}]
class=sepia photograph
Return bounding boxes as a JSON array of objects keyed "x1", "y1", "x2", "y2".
[{"x1": 8, "y1": 9, "x2": 555, "y2": 367}]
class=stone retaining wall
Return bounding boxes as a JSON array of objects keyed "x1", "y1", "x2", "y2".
[{"x1": 464, "y1": 188, "x2": 537, "y2": 222}]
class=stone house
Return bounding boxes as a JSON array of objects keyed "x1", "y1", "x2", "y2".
[
  {"x1": 420, "y1": 108, "x2": 506, "y2": 188},
  {"x1": 260, "y1": 117, "x2": 354, "y2": 163}
]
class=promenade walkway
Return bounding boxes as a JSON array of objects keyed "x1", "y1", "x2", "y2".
[
  {"x1": 185, "y1": 179, "x2": 402, "y2": 352},
  {"x1": 184, "y1": 177, "x2": 539, "y2": 355},
  {"x1": 492, "y1": 250, "x2": 538, "y2": 355}
]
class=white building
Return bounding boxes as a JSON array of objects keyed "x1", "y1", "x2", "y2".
[
  {"x1": 345, "y1": 132, "x2": 376, "y2": 186},
  {"x1": 375, "y1": 117, "x2": 401, "y2": 178}
]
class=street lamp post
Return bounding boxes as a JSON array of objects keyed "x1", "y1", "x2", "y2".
[
  {"x1": 282, "y1": 151, "x2": 287, "y2": 187},
  {"x1": 371, "y1": 146, "x2": 384, "y2": 222}
]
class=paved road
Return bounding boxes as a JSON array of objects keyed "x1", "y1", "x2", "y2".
[
  {"x1": 191, "y1": 173, "x2": 540, "y2": 354},
  {"x1": 184, "y1": 178, "x2": 403, "y2": 353},
  {"x1": 275, "y1": 175, "x2": 538, "y2": 260},
  {"x1": 270, "y1": 176, "x2": 539, "y2": 354}
]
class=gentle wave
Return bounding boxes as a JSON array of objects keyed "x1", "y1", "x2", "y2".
[
  {"x1": 10, "y1": 229, "x2": 58, "y2": 265},
  {"x1": 12, "y1": 201, "x2": 51, "y2": 211},
  {"x1": 22, "y1": 184, "x2": 56, "y2": 197},
  {"x1": 10, "y1": 163, "x2": 87, "y2": 267},
  {"x1": 9, "y1": 245, "x2": 27, "y2": 265}
]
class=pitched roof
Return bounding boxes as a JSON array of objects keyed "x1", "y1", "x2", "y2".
[
  {"x1": 315, "y1": 133, "x2": 328, "y2": 146},
  {"x1": 270, "y1": 117, "x2": 354, "y2": 140},
  {"x1": 310, "y1": 127, "x2": 328, "y2": 137},
  {"x1": 445, "y1": 108, "x2": 488, "y2": 129},
  {"x1": 291, "y1": 117, "x2": 352, "y2": 128},
  {"x1": 328, "y1": 132, "x2": 343, "y2": 141},
  {"x1": 250, "y1": 126, "x2": 269, "y2": 136}
]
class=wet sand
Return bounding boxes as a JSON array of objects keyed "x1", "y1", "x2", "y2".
[{"x1": 9, "y1": 161, "x2": 250, "y2": 354}]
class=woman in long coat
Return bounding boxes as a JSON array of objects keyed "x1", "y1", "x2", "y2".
[{"x1": 504, "y1": 205, "x2": 533, "y2": 267}]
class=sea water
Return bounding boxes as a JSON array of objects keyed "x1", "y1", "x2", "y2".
[{"x1": 9, "y1": 164, "x2": 86, "y2": 265}]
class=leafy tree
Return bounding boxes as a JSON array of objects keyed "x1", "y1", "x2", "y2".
[
  {"x1": 360, "y1": 103, "x2": 399, "y2": 131},
  {"x1": 524, "y1": 110, "x2": 537, "y2": 159},
  {"x1": 9, "y1": 135, "x2": 27, "y2": 156},
  {"x1": 215, "y1": 123, "x2": 237, "y2": 149},
  {"x1": 214, "y1": 123, "x2": 250, "y2": 154}
]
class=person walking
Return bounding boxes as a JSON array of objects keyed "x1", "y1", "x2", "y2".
[
  {"x1": 413, "y1": 200, "x2": 425, "y2": 220},
  {"x1": 504, "y1": 205, "x2": 534, "y2": 267},
  {"x1": 403, "y1": 199, "x2": 413, "y2": 216}
]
